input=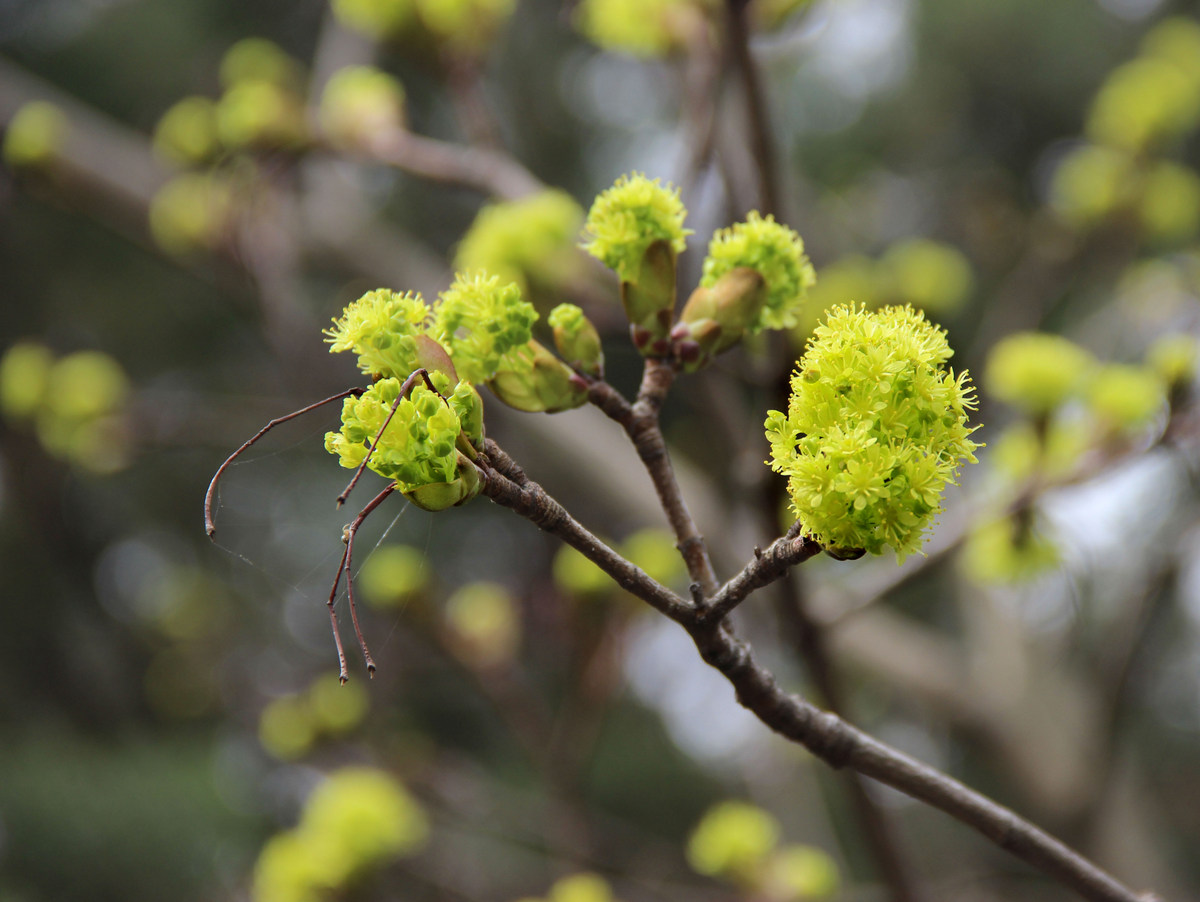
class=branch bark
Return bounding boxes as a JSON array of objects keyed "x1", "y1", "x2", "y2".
[
  {"x1": 478, "y1": 442, "x2": 1156, "y2": 902},
  {"x1": 586, "y1": 362, "x2": 721, "y2": 598}
]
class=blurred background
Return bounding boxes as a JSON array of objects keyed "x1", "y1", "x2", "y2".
[{"x1": 2, "y1": 0, "x2": 1200, "y2": 900}]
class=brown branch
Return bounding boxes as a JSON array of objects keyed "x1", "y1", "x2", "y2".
[
  {"x1": 585, "y1": 362, "x2": 721, "y2": 598},
  {"x1": 774, "y1": 580, "x2": 925, "y2": 902},
  {"x1": 698, "y1": 523, "x2": 819, "y2": 623},
  {"x1": 477, "y1": 443, "x2": 1155, "y2": 902},
  {"x1": 479, "y1": 440, "x2": 693, "y2": 623}
]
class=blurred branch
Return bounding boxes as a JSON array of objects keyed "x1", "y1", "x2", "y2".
[
  {"x1": 723, "y1": 0, "x2": 778, "y2": 217},
  {"x1": 478, "y1": 440, "x2": 1155, "y2": 902},
  {"x1": 362, "y1": 129, "x2": 543, "y2": 200}
]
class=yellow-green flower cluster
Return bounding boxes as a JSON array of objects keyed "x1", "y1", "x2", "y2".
[
  {"x1": 455, "y1": 190, "x2": 584, "y2": 293},
  {"x1": 766, "y1": 305, "x2": 980, "y2": 560},
  {"x1": 358, "y1": 544, "x2": 430, "y2": 607},
  {"x1": 700, "y1": 212, "x2": 815, "y2": 332},
  {"x1": 793, "y1": 240, "x2": 973, "y2": 341},
  {"x1": 252, "y1": 767, "x2": 428, "y2": 902},
  {"x1": 581, "y1": 172, "x2": 691, "y2": 283},
  {"x1": 1086, "y1": 363, "x2": 1166, "y2": 433},
  {"x1": 433, "y1": 273, "x2": 539, "y2": 384},
  {"x1": 148, "y1": 173, "x2": 235, "y2": 256},
  {"x1": 325, "y1": 275, "x2": 537, "y2": 387},
  {"x1": 1147, "y1": 333, "x2": 1199, "y2": 387},
  {"x1": 687, "y1": 801, "x2": 839, "y2": 900},
  {"x1": 1087, "y1": 17, "x2": 1200, "y2": 152},
  {"x1": 443, "y1": 581, "x2": 520, "y2": 668},
  {"x1": 325, "y1": 289, "x2": 435, "y2": 380},
  {"x1": 0, "y1": 342, "x2": 130, "y2": 474},
  {"x1": 324, "y1": 377, "x2": 484, "y2": 509}
]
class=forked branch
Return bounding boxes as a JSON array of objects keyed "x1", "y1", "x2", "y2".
[{"x1": 478, "y1": 441, "x2": 1153, "y2": 902}]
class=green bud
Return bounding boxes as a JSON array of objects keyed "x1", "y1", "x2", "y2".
[
  {"x1": 548, "y1": 303, "x2": 604, "y2": 377},
  {"x1": 674, "y1": 267, "x2": 767, "y2": 370},
  {"x1": 621, "y1": 238, "x2": 677, "y2": 355},
  {"x1": 487, "y1": 340, "x2": 588, "y2": 413},
  {"x1": 581, "y1": 173, "x2": 690, "y2": 355},
  {"x1": 403, "y1": 453, "x2": 482, "y2": 511},
  {"x1": 449, "y1": 381, "x2": 486, "y2": 453}
]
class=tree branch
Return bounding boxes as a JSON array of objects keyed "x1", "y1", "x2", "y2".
[
  {"x1": 585, "y1": 362, "x2": 721, "y2": 598},
  {"x1": 478, "y1": 442, "x2": 1155, "y2": 902},
  {"x1": 724, "y1": 0, "x2": 779, "y2": 217},
  {"x1": 699, "y1": 522, "x2": 819, "y2": 623}
]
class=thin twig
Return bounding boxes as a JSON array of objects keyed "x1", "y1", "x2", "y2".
[
  {"x1": 327, "y1": 483, "x2": 395, "y2": 681},
  {"x1": 480, "y1": 441, "x2": 693, "y2": 622},
  {"x1": 205, "y1": 388, "x2": 364, "y2": 537},
  {"x1": 478, "y1": 444, "x2": 1153, "y2": 902},
  {"x1": 699, "y1": 521, "x2": 817, "y2": 622}
]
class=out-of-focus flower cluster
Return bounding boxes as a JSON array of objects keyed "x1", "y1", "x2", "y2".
[
  {"x1": 961, "y1": 328, "x2": 1196, "y2": 585},
  {"x1": 687, "y1": 801, "x2": 839, "y2": 901},
  {"x1": 0, "y1": 342, "x2": 131, "y2": 474},
  {"x1": 1050, "y1": 17, "x2": 1200, "y2": 246},
  {"x1": 252, "y1": 767, "x2": 428, "y2": 902}
]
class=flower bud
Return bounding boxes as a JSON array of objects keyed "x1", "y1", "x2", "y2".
[
  {"x1": 449, "y1": 381, "x2": 486, "y2": 453},
  {"x1": 403, "y1": 453, "x2": 482, "y2": 511},
  {"x1": 548, "y1": 303, "x2": 604, "y2": 377},
  {"x1": 621, "y1": 238, "x2": 677, "y2": 354},
  {"x1": 488, "y1": 340, "x2": 588, "y2": 413},
  {"x1": 673, "y1": 267, "x2": 767, "y2": 371},
  {"x1": 581, "y1": 173, "x2": 690, "y2": 355}
]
